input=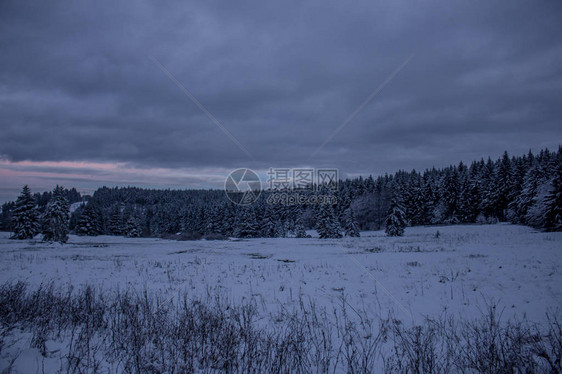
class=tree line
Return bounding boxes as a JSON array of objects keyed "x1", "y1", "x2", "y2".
[{"x1": 1, "y1": 147, "x2": 560, "y2": 242}]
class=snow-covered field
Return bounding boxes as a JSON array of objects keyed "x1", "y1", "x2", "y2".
[
  {"x1": 0, "y1": 223, "x2": 561, "y2": 372},
  {"x1": 1, "y1": 223, "x2": 560, "y2": 323}
]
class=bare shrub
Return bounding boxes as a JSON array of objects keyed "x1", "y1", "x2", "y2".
[{"x1": 0, "y1": 282, "x2": 560, "y2": 373}]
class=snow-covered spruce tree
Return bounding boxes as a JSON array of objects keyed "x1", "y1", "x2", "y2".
[
  {"x1": 42, "y1": 186, "x2": 70, "y2": 243},
  {"x1": 406, "y1": 173, "x2": 424, "y2": 226},
  {"x1": 316, "y1": 204, "x2": 342, "y2": 239},
  {"x1": 10, "y1": 185, "x2": 40, "y2": 240},
  {"x1": 421, "y1": 172, "x2": 437, "y2": 224},
  {"x1": 544, "y1": 159, "x2": 562, "y2": 231},
  {"x1": 315, "y1": 205, "x2": 328, "y2": 238},
  {"x1": 220, "y1": 207, "x2": 236, "y2": 237},
  {"x1": 438, "y1": 166, "x2": 460, "y2": 223},
  {"x1": 1, "y1": 201, "x2": 15, "y2": 232},
  {"x1": 234, "y1": 209, "x2": 260, "y2": 238},
  {"x1": 461, "y1": 163, "x2": 482, "y2": 223},
  {"x1": 274, "y1": 220, "x2": 287, "y2": 238},
  {"x1": 513, "y1": 164, "x2": 542, "y2": 224},
  {"x1": 521, "y1": 163, "x2": 552, "y2": 228},
  {"x1": 192, "y1": 206, "x2": 206, "y2": 236},
  {"x1": 294, "y1": 218, "x2": 307, "y2": 238},
  {"x1": 260, "y1": 207, "x2": 276, "y2": 238},
  {"x1": 507, "y1": 157, "x2": 529, "y2": 222},
  {"x1": 108, "y1": 205, "x2": 123, "y2": 236},
  {"x1": 385, "y1": 197, "x2": 407, "y2": 237},
  {"x1": 494, "y1": 151, "x2": 514, "y2": 220},
  {"x1": 124, "y1": 215, "x2": 142, "y2": 237},
  {"x1": 479, "y1": 157, "x2": 499, "y2": 221},
  {"x1": 343, "y1": 208, "x2": 360, "y2": 237},
  {"x1": 75, "y1": 203, "x2": 103, "y2": 236}
]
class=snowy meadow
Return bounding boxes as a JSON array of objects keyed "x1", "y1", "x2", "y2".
[
  {"x1": 1, "y1": 224, "x2": 561, "y2": 372},
  {"x1": 2, "y1": 0, "x2": 562, "y2": 370}
]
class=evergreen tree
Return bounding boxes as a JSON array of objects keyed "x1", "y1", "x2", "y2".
[
  {"x1": 316, "y1": 204, "x2": 342, "y2": 239},
  {"x1": 479, "y1": 158, "x2": 498, "y2": 220},
  {"x1": 385, "y1": 197, "x2": 407, "y2": 237},
  {"x1": 193, "y1": 206, "x2": 206, "y2": 235},
  {"x1": 544, "y1": 159, "x2": 562, "y2": 231},
  {"x1": 293, "y1": 219, "x2": 307, "y2": 238},
  {"x1": 11, "y1": 185, "x2": 40, "y2": 240},
  {"x1": 69, "y1": 204, "x2": 83, "y2": 232},
  {"x1": 42, "y1": 186, "x2": 70, "y2": 243},
  {"x1": 124, "y1": 215, "x2": 142, "y2": 237},
  {"x1": 220, "y1": 207, "x2": 236, "y2": 237},
  {"x1": 406, "y1": 173, "x2": 424, "y2": 226},
  {"x1": 494, "y1": 151, "x2": 513, "y2": 220},
  {"x1": 75, "y1": 203, "x2": 103, "y2": 236},
  {"x1": 515, "y1": 168, "x2": 533, "y2": 222},
  {"x1": 457, "y1": 162, "x2": 473, "y2": 223},
  {"x1": 205, "y1": 206, "x2": 222, "y2": 235},
  {"x1": 108, "y1": 205, "x2": 124, "y2": 235},
  {"x1": 343, "y1": 208, "x2": 360, "y2": 237},
  {"x1": 234, "y1": 209, "x2": 260, "y2": 238},
  {"x1": 143, "y1": 206, "x2": 153, "y2": 237},
  {"x1": 421, "y1": 172, "x2": 437, "y2": 224},
  {"x1": 260, "y1": 207, "x2": 276, "y2": 237},
  {"x1": 461, "y1": 162, "x2": 482, "y2": 223},
  {"x1": 515, "y1": 164, "x2": 545, "y2": 225},
  {"x1": 274, "y1": 220, "x2": 287, "y2": 238},
  {"x1": 1, "y1": 201, "x2": 15, "y2": 232},
  {"x1": 438, "y1": 166, "x2": 460, "y2": 223}
]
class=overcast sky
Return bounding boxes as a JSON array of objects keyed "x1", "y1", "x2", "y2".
[{"x1": 1, "y1": 0, "x2": 561, "y2": 202}]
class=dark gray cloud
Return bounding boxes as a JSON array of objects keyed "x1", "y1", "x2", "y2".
[{"x1": 1, "y1": 0, "x2": 561, "y2": 199}]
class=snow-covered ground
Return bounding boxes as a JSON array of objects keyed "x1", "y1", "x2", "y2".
[
  {"x1": 1, "y1": 223, "x2": 561, "y2": 372},
  {"x1": 1, "y1": 223, "x2": 560, "y2": 324}
]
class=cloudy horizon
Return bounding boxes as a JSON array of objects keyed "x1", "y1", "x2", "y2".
[{"x1": 1, "y1": 0, "x2": 561, "y2": 202}]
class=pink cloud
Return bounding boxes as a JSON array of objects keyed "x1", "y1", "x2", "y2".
[{"x1": 0, "y1": 159, "x2": 234, "y2": 202}]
